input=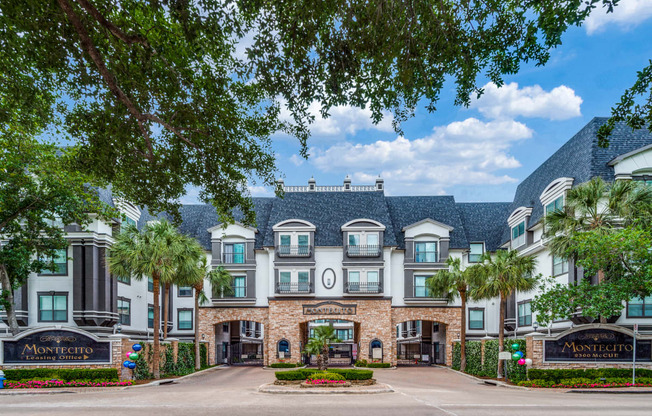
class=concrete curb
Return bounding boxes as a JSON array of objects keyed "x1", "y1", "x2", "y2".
[
  {"x1": 0, "y1": 389, "x2": 76, "y2": 396},
  {"x1": 262, "y1": 365, "x2": 308, "y2": 371},
  {"x1": 258, "y1": 382, "x2": 395, "y2": 395},
  {"x1": 124, "y1": 364, "x2": 228, "y2": 389},
  {"x1": 445, "y1": 367, "x2": 529, "y2": 390}
]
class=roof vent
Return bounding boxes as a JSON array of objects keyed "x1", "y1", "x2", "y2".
[
  {"x1": 375, "y1": 176, "x2": 384, "y2": 191},
  {"x1": 308, "y1": 176, "x2": 316, "y2": 191},
  {"x1": 343, "y1": 175, "x2": 352, "y2": 191}
]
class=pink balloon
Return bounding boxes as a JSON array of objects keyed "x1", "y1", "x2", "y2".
[
  {"x1": 126, "y1": 351, "x2": 133, "y2": 358},
  {"x1": 517, "y1": 358, "x2": 526, "y2": 366}
]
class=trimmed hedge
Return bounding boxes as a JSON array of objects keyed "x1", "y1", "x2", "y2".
[
  {"x1": 307, "y1": 372, "x2": 345, "y2": 381},
  {"x1": 3, "y1": 368, "x2": 118, "y2": 382},
  {"x1": 366, "y1": 363, "x2": 391, "y2": 368},
  {"x1": 527, "y1": 368, "x2": 652, "y2": 383},
  {"x1": 275, "y1": 369, "x2": 373, "y2": 381},
  {"x1": 452, "y1": 342, "x2": 461, "y2": 370},
  {"x1": 270, "y1": 363, "x2": 300, "y2": 368},
  {"x1": 451, "y1": 338, "x2": 526, "y2": 381},
  {"x1": 504, "y1": 338, "x2": 527, "y2": 382},
  {"x1": 464, "y1": 341, "x2": 483, "y2": 376},
  {"x1": 519, "y1": 377, "x2": 652, "y2": 388},
  {"x1": 481, "y1": 340, "x2": 499, "y2": 378}
]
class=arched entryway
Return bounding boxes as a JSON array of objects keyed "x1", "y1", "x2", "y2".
[{"x1": 300, "y1": 319, "x2": 358, "y2": 366}]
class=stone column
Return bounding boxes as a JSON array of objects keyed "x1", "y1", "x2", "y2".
[{"x1": 108, "y1": 335, "x2": 129, "y2": 380}]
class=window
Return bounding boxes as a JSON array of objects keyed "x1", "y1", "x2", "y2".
[
  {"x1": 367, "y1": 271, "x2": 379, "y2": 289},
  {"x1": 414, "y1": 275, "x2": 431, "y2": 297},
  {"x1": 224, "y1": 243, "x2": 245, "y2": 263},
  {"x1": 118, "y1": 298, "x2": 131, "y2": 325},
  {"x1": 553, "y1": 255, "x2": 569, "y2": 276},
  {"x1": 178, "y1": 286, "x2": 193, "y2": 297},
  {"x1": 469, "y1": 308, "x2": 484, "y2": 330},
  {"x1": 335, "y1": 329, "x2": 352, "y2": 340},
  {"x1": 298, "y1": 234, "x2": 309, "y2": 255},
  {"x1": 298, "y1": 271, "x2": 309, "y2": 290},
  {"x1": 279, "y1": 271, "x2": 291, "y2": 290},
  {"x1": 518, "y1": 301, "x2": 532, "y2": 326},
  {"x1": 415, "y1": 242, "x2": 437, "y2": 263},
  {"x1": 148, "y1": 305, "x2": 154, "y2": 328},
  {"x1": 117, "y1": 274, "x2": 131, "y2": 285},
  {"x1": 39, "y1": 249, "x2": 67, "y2": 275},
  {"x1": 121, "y1": 216, "x2": 136, "y2": 231},
  {"x1": 349, "y1": 271, "x2": 360, "y2": 289},
  {"x1": 366, "y1": 233, "x2": 379, "y2": 247},
  {"x1": 348, "y1": 234, "x2": 360, "y2": 246},
  {"x1": 279, "y1": 235, "x2": 291, "y2": 254},
  {"x1": 148, "y1": 276, "x2": 154, "y2": 292},
  {"x1": 38, "y1": 293, "x2": 67, "y2": 322},
  {"x1": 627, "y1": 296, "x2": 652, "y2": 318},
  {"x1": 233, "y1": 276, "x2": 246, "y2": 298},
  {"x1": 278, "y1": 339, "x2": 290, "y2": 357},
  {"x1": 545, "y1": 196, "x2": 564, "y2": 215},
  {"x1": 511, "y1": 221, "x2": 525, "y2": 249},
  {"x1": 223, "y1": 323, "x2": 229, "y2": 332},
  {"x1": 469, "y1": 243, "x2": 484, "y2": 263},
  {"x1": 178, "y1": 309, "x2": 193, "y2": 330}
]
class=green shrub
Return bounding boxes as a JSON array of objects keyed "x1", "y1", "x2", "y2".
[
  {"x1": 366, "y1": 363, "x2": 391, "y2": 368},
  {"x1": 3, "y1": 369, "x2": 118, "y2": 382},
  {"x1": 270, "y1": 363, "x2": 299, "y2": 368},
  {"x1": 306, "y1": 372, "x2": 345, "y2": 381},
  {"x1": 503, "y1": 339, "x2": 527, "y2": 383},
  {"x1": 527, "y1": 368, "x2": 652, "y2": 383},
  {"x1": 452, "y1": 342, "x2": 461, "y2": 370},
  {"x1": 275, "y1": 370, "x2": 306, "y2": 381},
  {"x1": 355, "y1": 359, "x2": 368, "y2": 367},
  {"x1": 464, "y1": 341, "x2": 483, "y2": 376},
  {"x1": 275, "y1": 369, "x2": 373, "y2": 381},
  {"x1": 481, "y1": 340, "x2": 499, "y2": 377}
]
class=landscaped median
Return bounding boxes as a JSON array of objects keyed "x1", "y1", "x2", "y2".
[
  {"x1": 260, "y1": 368, "x2": 393, "y2": 394},
  {"x1": 1, "y1": 369, "x2": 132, "y2": 389}
]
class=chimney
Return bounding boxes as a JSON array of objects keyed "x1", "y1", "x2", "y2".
[
  {"x1": 375, "y1": 176, "x2": 384, "y2": 191},
  {"x1": 308, "y1": 176, "x2": 316, "y2": 191},
  {"x1": 343, "y1": 175, "x2": 352, "y2": 191}
]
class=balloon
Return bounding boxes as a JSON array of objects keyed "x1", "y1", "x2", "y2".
[
  {"x1": 123, "y1": 361, "x2": 131, "y2": 368},
  {"x1": 129, "y1": 353, "x2": 139, "y2": 361},
  {"x1": 517, "y1": 358, "x2": 526, "y2": 366},
  {"x1": 512, "y1": 353, "x2": 521, "y2": 361},
  {"x1": 126, "y1": 351, "x2": 133, "y2": 358},
  {"x1": 128, "y1": 362, "x2": 136, "y2": 369},
  {"x1": 511, "y1": 343, "x2": 520, "y2": 351},
  {"x1": 524, "y1": 358, "x2": 533, "y2": 366},
  {"x1": 132, "y1": 344, "x2": 142, "y2": 352},
  {"x1": 515, "y1": 351, "x2": 524, "y2": 359}
]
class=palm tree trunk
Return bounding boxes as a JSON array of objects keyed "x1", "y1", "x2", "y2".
[
  {"x1": 152, "y1": 272, "x2": 161, "y2": 379},
  {"x1": 163, "y1": 283, "x2": 169, "y2": 339},
  {"x1": 597, "y1": 269, "x2": 607, "y2": 324},
  {"x1": 497, "y1": 293, "x2": 506, "y2": 379},
  {"x1": 0, "y1": 264, "x2": 20, "y2": 336},
  {"x1": 322, "y1": 344, "x2": 329, "y2": 371},
  {"x1": 460, "y1": 289, "x2": 467, "y2": 372},
  {"x1": 194, "y1": 285, "x2": 201, "y2": 371}
]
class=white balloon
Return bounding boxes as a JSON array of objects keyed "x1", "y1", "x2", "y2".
[{"x1": 525, "y1": 358, "x2": 533, "y2": 366}]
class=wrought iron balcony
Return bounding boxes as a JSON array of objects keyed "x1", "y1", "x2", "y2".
[
  {"x1": 345, "y1": 282, "x2": 383, "y2": 294},
  {"x1": 276, "y1": 245, "x2": 312, "y2": 257},
  {"x1": 222, "y1": 253, "x2": 245, "y2": 264},
  {"x1": 415, "y1": 251, "x2": 438, "y2": 263},
  {"x1": 275, "y1": 282, "x2": 313, "y2": 294},
  {"x1": 346, "y1": 245, "x2": 381, "y2": 257}
]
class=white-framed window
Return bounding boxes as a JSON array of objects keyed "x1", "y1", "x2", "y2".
[
  {"x1": 347, "y1": 233, "x2": 380, "y2": 256},
  {"x1": 511, "y1": 221, "x2": 525, "y2": 249},
  {"x1": 545, "y1": 195, "x2": 564, "y2": 215},
  {"x1": 279, "y1": 233, "x2": 310, "y2": 255},
  {"x1": 298, "y1": 271, "x2": 309, "y2": 290},
  {"x1": 348, "y1": 271, "x2": 360, "y2": 285},
  {"x1": 552, "y1": 255, "x2": 568, "y2": 276},
  {"x1": 38, "y1": 293, "x2": 67, "y2": 322},
  {"x1": 233, "y1": 276, "x2": 246, "y2": 297},
  {"x1": 415, "y1": 242, "x2": 437, "y2": 263},
  {"x1": 469, "y1": 243, "x2": 484, "y2": 263},
  {"x1": 118, "y1": 298, "x2": 131, "y2": 325},
  {"x1": 414, "y1": 275, "x2": 431, "y2": 297}
]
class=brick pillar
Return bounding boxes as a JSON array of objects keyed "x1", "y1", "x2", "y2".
[
  {"x1": 199, "y1": 308, "x2": 217, "y2": 365},
  {"x1": 109, "y1": 335, "x2": 128, "y2": 381},
  {"x1": 526, "y1": 334, "x2": 543, "y2": 367}
]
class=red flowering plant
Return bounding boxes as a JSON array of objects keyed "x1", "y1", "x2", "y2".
[{"x1": 6, "y1": 379, "x2": 134, "y2": 389}]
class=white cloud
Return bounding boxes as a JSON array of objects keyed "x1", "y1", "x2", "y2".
[
  {"x1": 248, "y1": 184, "x2": 274, "y2": 197},
  {"x1": 289, "y1": 154, "x2": 305, "y2": 166},
  {"x1": 311, "y1": 118, "x2": 532, "y2": 195},
  {"x1": 471, "y1": 82, "x2": 582, "y2": 120},
  {"x1": 584, "y1": 0, "x2": 652, "y2": 34},
  {"x1": 279, "y1": 100, "x2": 394, "y2": 139}
]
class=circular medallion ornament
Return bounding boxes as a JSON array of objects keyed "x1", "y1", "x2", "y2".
[{"x1": 322, "y1": 268, "x2": 336, "y2": 289}]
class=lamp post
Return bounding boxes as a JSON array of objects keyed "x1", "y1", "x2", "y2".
[{"x1": 532, "y1": 321, "x2": 538, "y2": 333}]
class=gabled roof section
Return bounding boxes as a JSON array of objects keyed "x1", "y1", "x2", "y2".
[
  {"x1": 401, "y1": 218, "x2": 454, "y2": 232},
  {"x1": 501, "y1": 117, "x2": 652, "y2": 245},
  {"x1": 456, "y1": 202, "x2": 511, "y2": 252},
  {"x1": 385, "y1": 196, "x2": 468, "y2": 249}
]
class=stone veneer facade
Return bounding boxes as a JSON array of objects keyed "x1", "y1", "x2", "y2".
[{"x1": 198, "y1": 301, "x2": 461, "y2": 366}]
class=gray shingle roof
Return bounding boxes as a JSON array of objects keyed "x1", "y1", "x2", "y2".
[
  {"x1": 262, "y1": 191, "x2": 398, "y2": 247},
  {"x1": 501, "y1": 117, "x2": 652, "y2": 245},
  {"x1": 385, "y1": 196, "x2": 468, "y2": 249},
  {"x1": 456, "y1": 203, "x2": 511, "y2": 252}
]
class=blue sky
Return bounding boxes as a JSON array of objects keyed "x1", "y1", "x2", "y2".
[{"x1": 245, "y1": 2, "x2": 652, "y2": 204}]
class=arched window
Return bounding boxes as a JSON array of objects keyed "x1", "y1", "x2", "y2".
[
  {"x1": 277, "y1": 339, "x2": 290, "y2": 358},
  {"x1": 369, "y1": 339, "x2": 383, "y2": 361}
]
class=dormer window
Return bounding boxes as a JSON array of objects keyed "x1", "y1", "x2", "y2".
[
  {"x1": 511, "y1": 221, "x2": 525, "y2": 249},
  {"x1": 415, "y1": 242, "x2": 437, "y2": 263},
  {"x1": 469, "y1": 243, "x2": 484, "y2": 263},
  {"x1": 348, "y1": 233, "x2": 380, "y2": 256},
  {"x1": 545, "y1": 195, "x2": 563, "y2": 215},
  {"x1": 223, "y1": 243, "x2": 245, "y2": 263},
  {"x1": 278, "y1": 233, "x2": 311, "y2": 256}
]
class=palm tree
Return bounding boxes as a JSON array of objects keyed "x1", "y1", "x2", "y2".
[
  {"x1": 472, "y1": 250, "x2": 537, "y2": 378},
  {"x1": 188, "y1": 261, "x2": 233, "y2": 370},
  {"x1": 544, "y1": 177, "x2": 652, "y2": 322},
  {"x1": 303, "y1": 325, "x2": 341, "y2": 371},
  {"x1": 108, "y1": 219, "x2": 202, "y2": 379},
  {"x1": 427, "y1": 258, "x2": 481, "y2": 372}
]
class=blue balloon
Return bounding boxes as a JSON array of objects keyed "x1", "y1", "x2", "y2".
[
  {"x1": 123, "y1": 360, "x2": 131, "y2": 368},
  {"x1": 132, "y1": 344, "x2": 142, "y2": 352},
  {"x1": 515, "y1": 351, "x2": 524, "y2": 359},
  {"x1": 128, "y1": 362, "x2": 136, "y2": 369}
]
